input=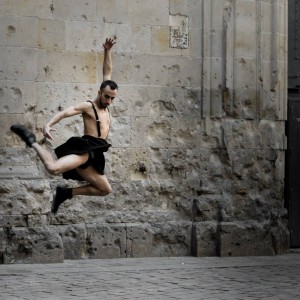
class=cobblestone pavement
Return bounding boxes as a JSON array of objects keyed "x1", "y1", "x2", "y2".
[{"x1": 1, "y1": 253, "x2": 300, "y2": 300}]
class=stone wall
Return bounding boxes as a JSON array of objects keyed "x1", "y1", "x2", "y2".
[{"x1": 0, "y1": 0, "x2": 289, "y2": 263}]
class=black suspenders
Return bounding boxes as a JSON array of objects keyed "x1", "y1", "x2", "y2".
[{"x1": 87, "y1": 100, "x2": 101, "y2": 138}]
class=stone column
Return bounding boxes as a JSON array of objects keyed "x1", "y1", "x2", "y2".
[{"x1": 193, "y1": 0, "x2": 289, "y2": 256}]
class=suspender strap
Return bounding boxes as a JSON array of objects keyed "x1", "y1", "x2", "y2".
[{"x1": 87, "y1": 100, "x2": 101, "y2": 138}]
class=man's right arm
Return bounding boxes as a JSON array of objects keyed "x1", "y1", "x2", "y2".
[{"x1": 43, "y1": 102, "x2": 88, "y2": 140}]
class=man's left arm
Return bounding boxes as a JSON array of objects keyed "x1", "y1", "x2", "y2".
[{"x1": 103, "y1": 37, "x2": 116, "y2": 81}]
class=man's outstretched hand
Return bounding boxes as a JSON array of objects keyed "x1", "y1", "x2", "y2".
[
  {"x1": 43, "y1": 124, "x2": 56, "y2": 141},
  {"x1": 103, "y1": 37, "x2": 116, "y2": 51}
]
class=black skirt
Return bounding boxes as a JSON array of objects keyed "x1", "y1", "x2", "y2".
[{"x1": 55, "y1": 135, "x2": 111, "y2": 181}]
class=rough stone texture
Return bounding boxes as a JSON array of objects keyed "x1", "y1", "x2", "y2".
[
  {"x1": 192, "y1": 222, "x2": 219, "y2": 257},
  {"x1": 56, "y1": 224, "x2": 87, "y2": 260},
  {"x1": 86, "y1": 223, "x2": 127, "y2": 259},
  {"x1": 220, "y1": 221, "x2": 276, "y2": 257},
  {"x1": 2, "y1": 227, "x2": 63, "y2": 264},
  {"x1": 0, "y1": 0, "x2": 289, "y2": 263}
]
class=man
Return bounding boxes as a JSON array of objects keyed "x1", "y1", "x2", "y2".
[{"x1": 10, "y1": 37, "x2": 118, "y2": 214}]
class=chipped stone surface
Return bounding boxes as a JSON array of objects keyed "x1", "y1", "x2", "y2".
[
  {"x1": 86, "y1": 223, "x2": 127, "y2": 259},
  {"x1": 192, "y1": 222, "x2": 218, "y2": 257},
  {"x1": 0, "y1": 0, "x2": 289, "y2": 263},
  {"x1": 2, "y1": 227, "x2": 63, "y2": 264},
  {"x1": 220, "y1": 221, "x2": 276, "y2": 257},
  {"x1": 56, "y1": 224, "x2": 87, "y2": 259},
  {"x1": 169, "y1": 15, "x2": 189, "y2": 49}
]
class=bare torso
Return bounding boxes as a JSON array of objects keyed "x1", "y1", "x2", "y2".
[{"x1": 82, "y1": 100, "x2": 110, "y2": 140}]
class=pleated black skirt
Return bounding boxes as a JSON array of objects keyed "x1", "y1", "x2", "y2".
[{"x1": 55, "y1": 135, "x2": 111, "y2": 181}]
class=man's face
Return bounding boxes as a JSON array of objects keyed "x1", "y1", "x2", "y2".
[{"x1": 99, "y1": 86, "x2": 118, "y2": 108}]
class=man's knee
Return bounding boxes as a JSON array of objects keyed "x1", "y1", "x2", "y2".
[
  {"x1": 101, "y1": 185, "x2": 112, "y2": 195},
  {"x1": 96, "y1": 181, "x2": 112, "y2": 195},
  {"x1": 45, "y1": 163, "x2": 61, "y2": 176}
]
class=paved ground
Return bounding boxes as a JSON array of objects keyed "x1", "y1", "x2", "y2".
[{"x1": 1, "y1": 253, "x2": 300, "y2": 300}]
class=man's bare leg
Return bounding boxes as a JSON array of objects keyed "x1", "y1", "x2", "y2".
[
  {"x1": 32, "y1": 143, "x2": 89, "y2": 175},
  {"x1": 73, "y1": 166, "x2": 112, "y2": 196},
  {"x1": 11, "y1": 124, "x2": 89, "y2": 175},
  {"x1": 51, "y1": 167, "x2": 112, "y2": 213}
]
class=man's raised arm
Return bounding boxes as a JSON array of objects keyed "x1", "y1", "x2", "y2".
[{"x1": 102, "y1": 37, "x2": 116, "y2": 81}]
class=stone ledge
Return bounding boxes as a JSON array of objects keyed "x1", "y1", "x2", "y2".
[
  {"x1": 0, "y1": 214, "x2": 27, "y2": 227},
  {"x1": 192, "y1": 220, "x2": 290, "y2": 257},
  {"x1": 0, "y1": 219, "x2": 290, "y2": 263},
  {"x1": 0, "y1": 166, "x2": 42, "y2": 179}
]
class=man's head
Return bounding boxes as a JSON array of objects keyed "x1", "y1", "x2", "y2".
[{"x1": 98, "y1": 80, "x2": 118, "y2": 109}]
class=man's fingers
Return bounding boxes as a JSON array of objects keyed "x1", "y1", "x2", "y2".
[{"x1": 46, "y1": 133, "x2": 54, "y2": 141}]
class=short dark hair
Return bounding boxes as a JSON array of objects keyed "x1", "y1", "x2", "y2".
[{"x1": 100, "y1": 80, "x2": 118, "y2": 91}]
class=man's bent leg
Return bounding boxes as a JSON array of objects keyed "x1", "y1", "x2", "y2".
[
  {"x1": 11, "y1": 124, "x2": 89, "y2": 175},
  {"x1": 73, "y1": 165, "x2": 112, "y2": 196},
  {"x1": 51, "y1": 166, "x2": 112, "y2": 214}
]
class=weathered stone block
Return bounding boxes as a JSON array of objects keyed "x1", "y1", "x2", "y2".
[
  {"x1": 170, "y1": 0, "x2": 202, "y2": 28},
  {"x1": 0, "y1": 165, "x2": 41, "y2": 180},
  {"x1": 0, "y1": 0, "x2": 53, "y2": 19},
  {"x1": 0, "y1": 228, "x2": 6, "y2": 263},
  {"x1": 0, "y1": 215, "x2": 27, "y2": 227},
  {"x1": 52, "y1": 0, "x2": 97, "y2": 22},
  {"x1": 0, "y1": 80, "x2": 37, "y2": 114},
  {"x1": 150, "y1": 222, "x2": 192, "y2": 257},
  {"x1": 0, "y1": 179, "x2": 50, "y2": 215},
  {"x1": 221, "y1": 119, "x2": 285, "y2": 150},
  {"x1": 126, "y1": 223, "x2": 154, "y2": 257},
  {"x1": 3, "y1": 227, "x2": 63, "y2": 264},
  {"x1": 131, "y1": 117, "x2": 173, "y2": 148},
  {"x1": 203, "y1": 29, "x2": 223, "y2": 59},
  {"x1": 171, "y1": 118, "x2": 203, "y2": 148},
  {"x1": 57, "y1": 224, "x2": 87, "y2": 259},
  {"x1": 96, "y1": 0, "x2": 169, "y2": 26},
  {"x1": 271, "y1": 218, "x2": 290, "y2": 255},
  {"x1": 86, "y1": 223, "x2": 126, "y2": 259},
  {"x1": 151, "y1": 26, "x2": 172, "y2": 54},
  {"x1": 235, "y1": 58, "x2": 257, "y2": 90},
  {"x1": 0, "y1": 16, "x2": 38, "y2": 48},
  {"x1": 50, "y1": 211, "x2": 86, "y2": 226},
  {"x1": 119, "y1": 86, "x2": 200, "y2": 119},
  {"x1": 235, "y1": 0, "x2": 256, "y2": 33},
  {"x1": 109, "y1": 116, "x2": 131, "y2": 148},
  {"x1": 27, "y1": 214, "x2": 49, "y2": 227},
  {"x1": 192, "y1": 196, "x2": 224, "y2": 223},
  {"x1": 86, "y1": 209, "x2": 184, "y2": 224},
  {"x1": 65, "y1": 21, "x2": 101, "y2": 52},
  {"x1": 38, "y1": 19, "x2": 65, "y2": 51},
  {"x1": 90, "y1": 222, "x2": 192, "y2": 257},
  {"x1": 131, "y1": 55, "x2": 201, "y2": 87},
  {"x1": 169, "y1": 15, "x2": 189, "y2": 49},
  {"x1": 220, "y1": 221, "x2": 275, "y2": 256},
  {"x1": 0, "y1": 47, "x2": 40, "y2": 81},
  {"x1": 37, "y1": 50, "x2": 97, "y2": 83},
  {"x1": 35, "y1": 82, "x2": 78, "y2": 115},
  {"x1": 109, "y1": 148, "x2": 152, "y2": 181},
  {"x1": 192, "y1": 222, "x2": 218, "y2": 257}
]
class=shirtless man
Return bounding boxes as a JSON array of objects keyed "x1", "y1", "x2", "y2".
[{"x1": 10, "y1": 37, "x2": 118, "y2": 214}]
